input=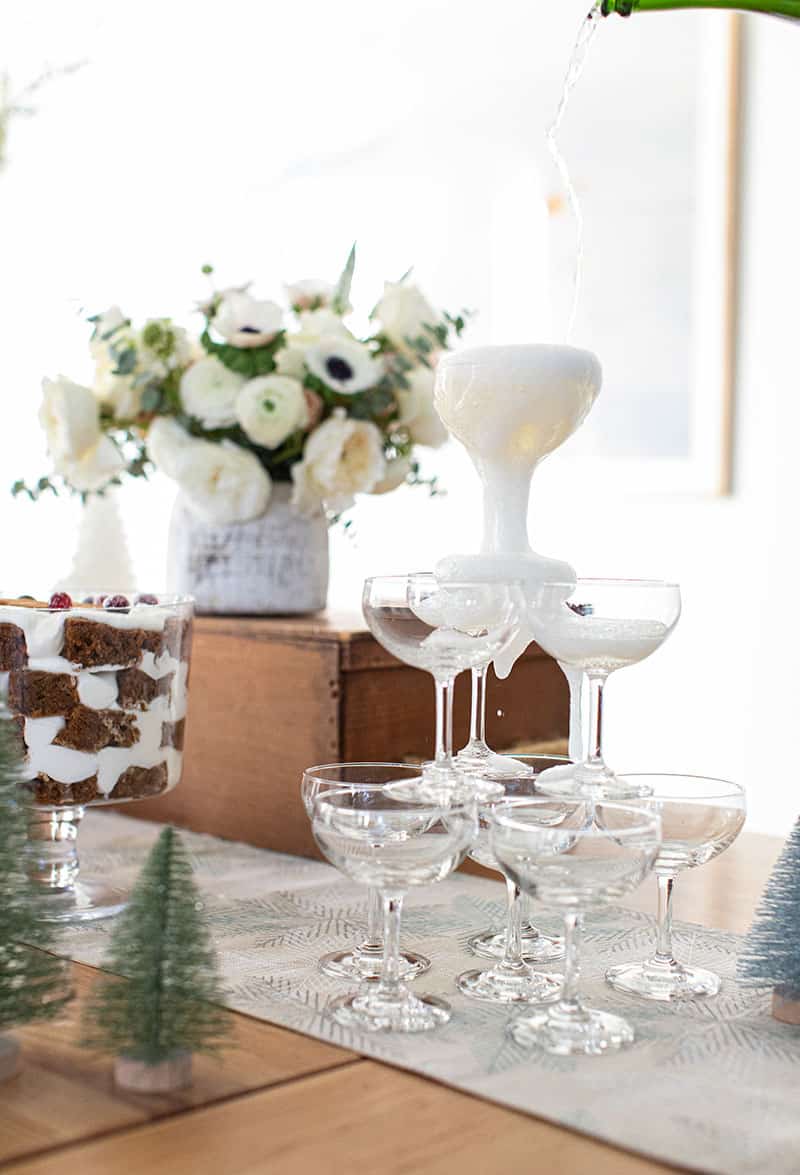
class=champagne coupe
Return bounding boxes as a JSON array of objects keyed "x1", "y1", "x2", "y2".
[
  {"x1": 362, "y1": 574, "x2": 524, "y2": 801},
  {"x1": 467, "y1": 756, "x2": 568, "y2": 966},
  {"x1": 457, "y1": 762, "x2": 570, "y2": 1004},
  {"x1": 491, "y1": 798, "x2": 661, "y2": 1055},
  {"x1": 455, "y1": 662, "x2": 534, "y2": 779},
  {"x1": 301, "y1": 764, "x2": 430, "y2": 981},
  {"x1": 531, "y1": 579, "x2": 681, "y2": 800},
  {"x1": 606, "y1": 774, "x2": 746, "y2": 1001},
  {"x1": 310, "y1": 777, "x2": 477, "y2": 1032}
]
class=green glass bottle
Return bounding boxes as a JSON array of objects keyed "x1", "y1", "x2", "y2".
[{"x1": 601, "y1": 0, "x2": 800, "y2": 17}]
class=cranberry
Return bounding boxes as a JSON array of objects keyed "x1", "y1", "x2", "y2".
[
  {"x1": 48, "y1": 592, "x2": 72, "y2": 610},
  {"x1": 103, "y1": 594, "x2": 130, "y2": 610},
  {"x1": 136, "y1": 593, "x2": 159, "y2": 605}
]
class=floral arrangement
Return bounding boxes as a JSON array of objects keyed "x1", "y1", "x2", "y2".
[{"x1": 16, "y1": 248, "x2": 466, "y2": 524}]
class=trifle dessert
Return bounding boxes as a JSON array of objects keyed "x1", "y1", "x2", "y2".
[{"x1": 0, "y1": 592, "x2": 193, "y2": 808}]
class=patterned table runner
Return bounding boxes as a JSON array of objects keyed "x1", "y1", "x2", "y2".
[{"x1": 60, "y1": 814, "x2": 800, "y2": 1175}]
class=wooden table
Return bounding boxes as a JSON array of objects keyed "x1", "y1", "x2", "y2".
[{"x1": 0, "y1": 831, "x2": 782, "y2": 1175}]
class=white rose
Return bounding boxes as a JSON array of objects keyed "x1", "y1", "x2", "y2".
[
  {"x1": 396, "y1": 365, "x2": 448, "y2": 448},
  {"x1": 59, "y1": 436, "x2": 126, "y2": 492},
  {"x1": 147, "y1": 418, "x2": 271, "y2": 524},
  {"x1": 373, "y1": 281, "x2": 441, "y2": 353},
  {"x1": 213, "y1": 291, "x2": 283, "y2": 349},
  {"x1": 236, "y1": 375, "x2": 308, "y2": 449},
  {"x1": 304, "y1": 336, "x2": 383, "y2": 395},
  {"x1": 286, "y1": 278, "x2": 335, "y2": 311},
  {"x1": 370, "y1": 455, "x2": 412, "y2": 495},
  {"x1": 40, "y1": 376, "x2": 102, "y2": 466},
  {"x1": 94, "y1": 368, "x2": 142, "y2": 420},
  {"x1": 291, "y1": 408, "x2": 386, "y2": 515},
  {"x1": 180, "y1": 356, "x2": 245, "y2": 429}
]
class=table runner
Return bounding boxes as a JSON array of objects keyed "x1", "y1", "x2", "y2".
[{"x1": 60, "y1": 814, "x2": 799, "y2": 1175}]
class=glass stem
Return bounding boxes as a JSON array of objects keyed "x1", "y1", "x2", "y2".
[
  {"x1": 498, "y1": 879, "x2": 526, "y2": 973},
  {"x1": 469, "y1": 665, "x2": 488, "y2": 747},
  {"x1": 557, "y1": 910, "x2": 586, "y2": 1018},
  {"x1": 379, "y1": 892, "x2": 405, "y2": 1000},
  {"x1": 653, "y1": 874, "x2": 677, "y2": 966},
  {"x1": 25, "y1": 806, "x2": 84, "y2": 892},
  {"x1": 434, "y1": 676, "x2": 455, "y2": 766},
  {"x1": 359, "y1": 887, "x2": 383, "y2": 955},
  {"x1": 561, "y1": 664, "x2": 584, "y2": 763},
  {"x1": 586, "y1": 673, "x2": 608, "y2": 766}
]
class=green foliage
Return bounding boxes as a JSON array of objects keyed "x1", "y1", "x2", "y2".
[
  {"x1": 81, "y1": 826, "x2": 229, "y2": 1064},
  {"x1": 739, "y1": 818, "x2": 800, "y2": 997},
  {"x1": 200, "y1": 328, "x2": 285, "y2": 378},
  {"x1": 331, "y1": 242, "x2": 356, "y2": 315},
  {"x1": 10, "y1": 476, "x2": 59, "y2": 502},
  {"x1": 0, "y1": 712, "x2": 72, "y2": 1030}
]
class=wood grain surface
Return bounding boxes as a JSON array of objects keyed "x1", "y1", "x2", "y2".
[{"x1": 0, "y1": 829, "x2": 782, "y2": 1174}]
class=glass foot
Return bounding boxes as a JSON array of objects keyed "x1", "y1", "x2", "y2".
[
  {"x1": 455, "y1": 744, "x2": 534, "y2": 780},
  {"x1": 510, "y1": 1006, "x2": 635, "y2": 1056},
  {"x1": 457, "y1": 965, "x2": 562, "y2": 1005},
  {"x1": 319, "y1": 947, "x2": 430, "y2": 982},
  {"x1": 387, "y1": 767, "x2": 503, "y2": 805},
  {"x1": 327, "y1": 989, "x2": 451, "y2": 1033},
  {"x1": 469, "y1": 924, "x2": 565, "y2": 964},
  {"x1": 37, "y1": 880, "x2": 127, "y2": 923},
  {"x1": 606, "y1": 959, "x2": 721, "y2": 1001},
  {"x1": 535, "y1": 761, "x2": 653, "y2": 801}
]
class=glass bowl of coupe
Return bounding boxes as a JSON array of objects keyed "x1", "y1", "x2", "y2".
[{"x1": 0, "y1": 591, "x2": 193, "y2": 922}]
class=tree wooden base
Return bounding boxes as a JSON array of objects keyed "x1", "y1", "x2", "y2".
[
  {"x1": 771, "y1": 989, "x2": 800, "y2": 1024},
  {"x1": 0, "y1": 1035, "x2": 21, "y2": 1082},
  {"x1": 114, "y1": 1051, "x2": 192, "y2": 1093}
]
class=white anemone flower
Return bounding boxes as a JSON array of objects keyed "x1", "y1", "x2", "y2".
[
  {"x1": 213, "y1": 291, "x2": 283, "y2": 349},
  {"x1": 304, "y1": 336, "x2": 383, "y2": 395}
]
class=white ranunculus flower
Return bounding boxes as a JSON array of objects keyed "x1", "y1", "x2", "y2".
[
  {"x1": 213, "y1": 291, "x2": 283, "y2": 349},
  {"x1": 40, "y1": 376, "x2": 102, "y2": 466},
  {"x1": 286, "y1": 278, "x2": 335, "y2": 311},
  {"x1": 396, "y1": 365, "x2": 448, "y2": 448},
  {"x1": 370, "y1": 455, "x2": 412, "y2": 495},
  {"x1": 291, "y1": 408, "x2": 386, "y2": 515},
  {"x1": 180, "y1": 356, "x2": 246, "y2": 429},
  {"x1": 373, "y1": 281, "x2": 441, "y2": 353},
  {"x1": 147, "y1": 418, "x2": 271, "y2": 524},
  {"x1": 236, "y1": 375, "x2": 308, "y2": 449},
  {"x1": 304, "y1": 336, "x2": 383, "y2": 395}
]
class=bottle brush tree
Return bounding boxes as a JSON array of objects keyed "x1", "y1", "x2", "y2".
[
  {"x1": 0, "y1": 709, "x2": 72, "y2": 1035},
  {"x1": 739, "y1": 816, "x2": 800, "y2": 1021},
  {"x1": 81, "y1": 825, "x2": 229, "y2": 1064}
]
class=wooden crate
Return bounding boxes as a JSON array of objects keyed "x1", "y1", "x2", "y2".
[{"x1": 130, "y1": 612, "x2": 569, "y2": 859}]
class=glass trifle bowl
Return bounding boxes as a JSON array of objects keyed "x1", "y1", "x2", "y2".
[{"x1": 0, "y1": 590, "x2": 194, "y2": 922}]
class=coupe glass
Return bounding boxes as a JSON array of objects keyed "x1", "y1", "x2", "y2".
[
  {"x1": 491, "y1": 798, "x2": 661, "y2": 1055},
  {"x1": 0, "y1": 591, "x2": 193, "y2": 922},
  {"x1": 530, "y1": 579, "x2": 681, "y2": 800},
  {"x1": 310, "y1": 777, "x2": 477, "y2": 1032},
  {"x1": 362, "y1": 574, "x2": 524, "y2": 801},
  {"x1": 606, "y1": 774, "x2": 746, "y2": 1001},
  {"x1": 301, "y1": 763, "x2": 430, "y2": 981},
  {"x1": 466, "y1": 756, "x2": 568, "y2": 967},
  {"x1": 455, "y1": 662, "x2": 533, "y2": 780}
]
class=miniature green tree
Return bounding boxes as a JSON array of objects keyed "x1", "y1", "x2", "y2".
[
  {"x1": 739, "y1": 817, "x2": 800, "y2": 1002},
  {"x1": 82, "y1": 825, "x2": 229, "y2": 1064},
  {"x1": 0, "y1": 711, "x2": 72, "y2": 1031}
]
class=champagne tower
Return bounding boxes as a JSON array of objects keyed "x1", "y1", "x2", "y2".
[{"x1": 601, "y1": 0, "x2": 800, "y2": 16}]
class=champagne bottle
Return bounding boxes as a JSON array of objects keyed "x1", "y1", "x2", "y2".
[{"x1": 601, "y1": 0, "x2": 800, "y2": 16}]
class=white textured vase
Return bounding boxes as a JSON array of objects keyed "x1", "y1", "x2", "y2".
[{"x1": 167, "y1": 484, "x2": 329, "y2": 615}]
